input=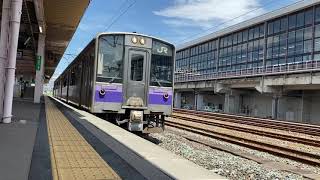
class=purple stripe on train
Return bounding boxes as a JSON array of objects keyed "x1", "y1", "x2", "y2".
[
  {"x1": 148, "y1": 87, "x2": 173, "y2": 105},
  {"x1": 95, "y1": 85, "x2": 123, "y2": 103}
]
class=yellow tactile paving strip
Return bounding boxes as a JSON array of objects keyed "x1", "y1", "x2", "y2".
[{"x1": 45, "y1": 97, "x2": 121, "y2": 180}]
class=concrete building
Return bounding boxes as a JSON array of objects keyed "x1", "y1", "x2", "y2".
[
  {"x1": 174, "y1": 0, "x2": 320, "y2": 124},
  {"x1": 0, "y1": 0, "x2": 90, "y2": 123}
]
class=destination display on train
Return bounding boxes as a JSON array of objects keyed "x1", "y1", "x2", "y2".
[{"x1": 152, "y1": 40, "x2": 173, "y2": 56}]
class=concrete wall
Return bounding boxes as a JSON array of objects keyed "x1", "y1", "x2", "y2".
[
  {"x1": 242, "y1": 93, "x2": 273, "y2": 118},
  {"x1": 308, "y1": 93, "x2": 320, "y2": 124}
]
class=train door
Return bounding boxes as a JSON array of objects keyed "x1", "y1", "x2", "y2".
[{"x1": 124, "y1": 49, "x2": 149, "y2": 107}]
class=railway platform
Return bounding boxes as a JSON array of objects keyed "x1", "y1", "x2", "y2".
[{"x1": 0, "y1": 96, "x2": 225, "y2": 180}]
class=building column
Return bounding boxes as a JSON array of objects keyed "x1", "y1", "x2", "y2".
[
  {"x1": 34, "y1": 34, "x2": 45, "y2": 103},
  {"x1": 271, "y1": 95, "x2": 279, "y2": 119},
  {"x1": 0, "y1": 0, "x2": 11, "y2": 119},
  {"x1": 174, "y1": 92, "x2": 181, "y2": 108},
  {"x1": 2, "y1": 0, "x2": 23, "y2": 123},
  {"x1": 196, "y1": 93, "x2": 204, "y2": 110},
  {"x1": 224, "y1": 93, "x2": 240, "y2": 114}
]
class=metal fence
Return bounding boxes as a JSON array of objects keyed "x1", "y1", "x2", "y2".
[{"x1": 175, "y1": 60, "x2": 320, "y2": 82}]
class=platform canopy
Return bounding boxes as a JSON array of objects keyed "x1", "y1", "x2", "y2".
[
  {"x1": 8, "y1": 0, "x2": 90, "y2": 82},
  {"x1": 43, "y1": 0, "x2": 90, "y2": 81}
]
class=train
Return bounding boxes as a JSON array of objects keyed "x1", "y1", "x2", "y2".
[{"x1": 53, "y1": 32, "x2": 175, "y2": 133}]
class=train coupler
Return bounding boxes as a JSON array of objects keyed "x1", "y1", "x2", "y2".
[{"x1": 128, "y1": 110, "x2": 143, "y2": 131}]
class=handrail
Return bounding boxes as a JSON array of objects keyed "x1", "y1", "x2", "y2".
[{"x1": 175, "y1": 60, "x2": 320, "y2": 82}]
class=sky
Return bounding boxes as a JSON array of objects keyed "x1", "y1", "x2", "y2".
[{"x1": 48, "y1": 0, "x2": 302, "y2": 87}]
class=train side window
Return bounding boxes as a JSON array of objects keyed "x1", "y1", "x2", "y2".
[{"x1": 130, "y1": 54, "x2": 144, "y2": 81}]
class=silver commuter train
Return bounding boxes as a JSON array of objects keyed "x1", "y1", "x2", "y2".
[{"x1": 53, "y1": 32, "x2": 175, "y2": 133}]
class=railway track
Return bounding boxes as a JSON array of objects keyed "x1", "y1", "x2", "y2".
[
  {"x1": 174, "y1": 108, "x2": 320, "y2": 137},
  {"x1": 172, "y1": 113, "x2": 320, "y2": 147},
  {"x1": 166, "y1": 109, "x2": 320, "y2": 166}
]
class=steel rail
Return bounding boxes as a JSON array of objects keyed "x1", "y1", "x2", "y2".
[
  {"x1": 173, "y1": 109, "x2": 320, "y2": 136},
  {"x1": 165, "y1": 120, "x2": 320, "y2": 166},
  {"x1": 171, "y1": 114, "x2": 320, "y2": 147}
]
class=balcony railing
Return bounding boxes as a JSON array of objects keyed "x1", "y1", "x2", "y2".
[{"x1": 175, "y1": 60, "x2": 320, "y2": 82}]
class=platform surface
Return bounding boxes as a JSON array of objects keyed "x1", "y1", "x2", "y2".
[
  {"x1": 0, "y1": 98, "x2": 41, "y2": 180},
  {"x1": 52, "y1": 97, "x2": 226, "y2": 180},
  {"x1": 45, "y1": 97, "x2": 120, "y2": 180}
]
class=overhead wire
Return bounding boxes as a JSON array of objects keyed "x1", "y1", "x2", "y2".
[{"x1": 105, "y1": 0, "x2": 137, "y2": 31}]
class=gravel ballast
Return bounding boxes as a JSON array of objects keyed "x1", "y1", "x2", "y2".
[{"x1": 150, "y1": 127, "x2": 320, "y2": 180}]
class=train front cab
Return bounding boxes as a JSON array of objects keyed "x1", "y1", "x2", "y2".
[{"x1": 93, "y1": 33, "x2": 174, "y2": 133}]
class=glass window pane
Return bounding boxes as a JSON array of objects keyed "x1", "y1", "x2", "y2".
[
  {"x1": 297, "y1": 12, "x2": 304, "y2": 27},
  {"x1": 233, "y1": 34, "x2": 237, "y2": 45},
  {"x1": 295, "y1": 41, "x2": 303, "y2": 54},
  {"x1": 268, "y1": 22, "x2": 273, "y2": 35},
  {"x1": 305, "y1": 9, "x2": 313, "y2": 25},
  {"x1": 314, "y1": 53, "x2": 320, "y2": 60},
  {"x1": 97, "y1": 35, "x2": 124, "y2": 83},
  {"x1": 243, "y1": 30, "x2": 248, "y2": 42},
  {"x1": 131, "y1": 54, "x2": 144, "y2": 81},
  {"x1": 315, "y1": 24, "x2": 320, "y2": 38},
  {"x1": 280, "y1": 17, "x2": 288, "y2": 31},
  {"x1": 260, "y1": 25, "x2": 265, "y2": 37},
  {"x1": 288, "y1": 43, "x2": 295, "y2": 56},
  {"x1": 249, "y1": 28, "x2": 254, "y2": 40},
  {"x1": 279, "y1": 33, "x2": 287, "y2": 45},
  {"x1": 254, "y1": 26, "x2": 260, "y2": 39},
  {"x1": 238, "y1": 32, "x2": 243, "y2": 43},
  {"x1": 315, "y1": 6, "x2": 320, "y2": 22},
  {"x1": 288, "y1": 31, "x2": 295, "y2": 44},
  {"x1": 289, "y1": 14, "x2": 296, "y2": 29},
  {"x1": 304, "y1": 27, "x2": 312, "y2": 40},
  {"x1": 274, "y1": 20, "x2": 280, "y2": 33},
  {"x1": 304, "y1": 40, "x2": 312, "y2": 53},
  {"x1": 314, "y1": 38, "x2": 320, "y2": 51},
  {"x1": 296, "y1": 29, "x2": 303, "y2": 42},
  {"x1": 273, "y1": 35, "x2": 279, "y2": 46}
]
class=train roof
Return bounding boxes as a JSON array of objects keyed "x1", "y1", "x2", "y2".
[{"x1": 95, "y1": 32, "x2": 175, "y2": 46}]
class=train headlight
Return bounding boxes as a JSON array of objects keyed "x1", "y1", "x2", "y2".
[
  {"x1": 163, "y1": 92, "x2": 169, "y2": 100},
  {"x1": 139, "y1": 38, "x2": 145, "y2": 45},
  {"x1": 99, "y1": 89, "x2": 106, "y2": 96},
  {"x1": 131, "y1": 36, "x2": 138, "y2": 44}
]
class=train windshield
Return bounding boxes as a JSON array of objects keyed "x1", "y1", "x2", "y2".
[
  {"x1": 97, "y1": 35, "x2": 124, "y2": 83},
  {"x1": 150, "y1": 40, "x2": 174, "y2": 87}
]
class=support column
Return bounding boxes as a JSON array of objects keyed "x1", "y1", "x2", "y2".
[
  {"x1": 272, "y1": 96, "x2": 279, "y2": 119},
  {"x1": 2, "y1": 0, "x2": 23, "y2": 123},
  {"x1": 224, "y1": 93, "x2": 240, "y2": 114},
  {"x1": 224, "y1": 94, "x2": 230, "y2": 113},
  {"x1": 0, "y1": 0, "x2": 11, "y2": 119},
  {"x1": 196, "y1": 93, "x2": 203, "y2": 110},
  {"x1": 174, "y1": 92, "x2": 181, "y2": 108},
  {"x1": 34, "y1": 34, "x2": 45, "y2": 103}
]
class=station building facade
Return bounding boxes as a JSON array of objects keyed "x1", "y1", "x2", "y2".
[{"x1": 174, "y1": 0, "x2": 320, "y2": 124}]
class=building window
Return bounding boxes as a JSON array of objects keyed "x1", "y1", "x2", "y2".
[
  {"x1": 280, "y1": 17, "x2": 288, "y2": 31},
  {"x1": 315, "y1": 6, "x2": 320, "y2": 23},
  {"x1": 305, "y1": 8, "x2": 313, "y2": 25},
  {"x1": 273, "y1": 19, "x2": 280, "y2": 34},
  {"x1": 315, "y1": 38, "x2": 320, "y2": 51},
  {"x1": 289, "y1": 14, "x2": 296, "y2": 29},
  {"x1": 296, "y1": 12, "x2": 305, "y2": 27}
]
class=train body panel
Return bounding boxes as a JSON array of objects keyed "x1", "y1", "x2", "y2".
[{"x1": 54, "y1": 32, "x2": 175, "y2": 133}]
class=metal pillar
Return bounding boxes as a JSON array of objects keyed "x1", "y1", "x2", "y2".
[
  {"x1": 34, "y1": 34, "x2": 45, "y2": 103},
  {"x1": 196, "y1": 93, "x2": 204, "y2": 111},
  {"x1": 272, "y1": 96, "x2": 279, "y2": 119},
  {"x1": 0, "y1": 0, "x2": 11, "y2": 120},
  {"x1": 174, "y1": 92, "x2": 181, "y2": 108},
  {"x1": 2, "y1": 0, "x2": 23, "y2": 123}
]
